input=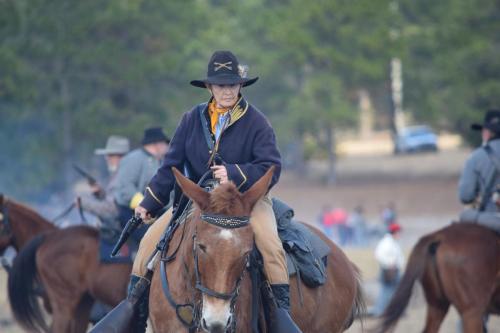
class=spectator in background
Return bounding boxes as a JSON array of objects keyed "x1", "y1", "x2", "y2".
[
  {"x1": 323, "y1": 207, "x2": 349, "y2": 245},
  {"x1": 348, "y1": 205, "x2": 367, "y2": 246},
  {"x1": 372, "y1": 223, "x2": 405, "y2": 317},
  {"x1": 333, "y1": 207, "x2": 350, "y2": 245},
  {"x1": 319, "y1": 204, "x2": 334, "y2": 238},
  {"x1": 381, "y1": 202, "x2": 397, "y2": 229}
]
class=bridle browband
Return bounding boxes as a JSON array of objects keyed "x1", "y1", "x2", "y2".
[
  {"x1": 200, "y1": 213, "x2": 250, "y2": 229},
  {"x1": 160, "y1": 211, "x2": 251, "y2": 333}
]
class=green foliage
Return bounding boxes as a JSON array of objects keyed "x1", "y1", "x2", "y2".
[
  {"x1": 398, "y1": 0, "x2": 500, "y2": 135},
  {"x1": 0, "y1": 0, "x2": 498, "y2": 199}
]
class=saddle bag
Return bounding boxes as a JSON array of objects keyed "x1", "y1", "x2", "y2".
[
  {"x1": 283, "y1": 238, "x2": 327, "y2": 288},
  {"x1": 272, "y1": 198, "x2": 328, "y2": 288}
]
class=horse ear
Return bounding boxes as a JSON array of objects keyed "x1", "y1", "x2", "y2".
[
  {"x1": 171, "y1": 168, "x2": 209, "y2": 210},
  {"x1": 242, "y1": 166, "x2": 275, "y2": 211}
]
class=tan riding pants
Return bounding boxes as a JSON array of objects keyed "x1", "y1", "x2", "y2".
[{"x1": 132, "y1": 197, "x2": 289, "y2": 285}]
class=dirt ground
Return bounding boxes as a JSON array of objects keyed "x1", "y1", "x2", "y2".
[{"x1": 1, "y1": 148, "x2": 499, "y2": 332}]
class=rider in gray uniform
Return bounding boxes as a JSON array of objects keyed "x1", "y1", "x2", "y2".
[{"x1": 458, "y1": 109, "x2": 500, "y2": 233}]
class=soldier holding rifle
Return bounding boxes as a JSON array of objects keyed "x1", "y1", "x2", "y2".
[{"x1": 78, "y1": 135, "x2": 130, "y2": 232}]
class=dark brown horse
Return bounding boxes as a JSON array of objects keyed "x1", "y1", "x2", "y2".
[
  {"x1": 4, "y1": 195, "x2": 132, "y2": 333},
  {"x1": 0, "y1": 193, "x2": 56, "y2": 253},
  {"x1": 0, "y1": 194, "x2": 57, "y2": 315},
  {"x1": 149, "y1": 168, "x2": 365, "y2": 333},
  {"x1": 375, "y1": 223, "x2": 500, "y2": 333}
]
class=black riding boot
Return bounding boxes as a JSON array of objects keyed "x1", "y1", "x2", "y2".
[
  {"x1": 130, "y1": 275, "x2": 150, "y2": 333},
  {"x1": 270, "y1": 284, "x2": 303, "y2": 333},
  {"x1": 89, "y1": 274, "x2": 150, "y2": 333}
]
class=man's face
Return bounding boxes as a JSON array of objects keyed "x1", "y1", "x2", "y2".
[
  {"x1": 208, "y1": 84, "x2": 241, "y2": 108},
  {"x1": 105, "y1": 154, "x2": 123, "y2": 173},
  {"x1": 482, "y1": 128, "x2": 493, "y2": 144},
  {"x1": 155, "y1": 142, "x2": 169, "y2": 158}
]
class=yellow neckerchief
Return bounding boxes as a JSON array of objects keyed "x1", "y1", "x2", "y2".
[{"x1": 208, "y1": 100, "x2": 230, "y2": 135}]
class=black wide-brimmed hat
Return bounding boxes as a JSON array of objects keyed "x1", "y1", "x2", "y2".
[
  {"x1": 142, "y1": 127, "x2": 170, "y2": 145},
  {"x1": 190, "y1": 50, "x2": 258, "y2": 88},
  {"x1": 471, "y1": 109, "x2": 500, "y2": 134}
]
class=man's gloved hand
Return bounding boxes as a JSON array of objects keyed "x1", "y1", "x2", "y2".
[
  {"x1": 135, "y1": 205, "x2": 154, "y2": 224},
  {"x1": 211, "y1": 165, "x2": 229, "y2": 184}
]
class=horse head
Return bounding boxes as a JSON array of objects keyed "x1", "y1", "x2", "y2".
[
  {"x1": 172, "y1": 166, "x2": 274, "y2": 333},
  {"x1": 0, "y1": 195, "x2": 55, "y2": 254}
]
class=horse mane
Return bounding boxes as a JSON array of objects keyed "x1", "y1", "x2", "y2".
[
  {"x1": 7, "y1": 197, "x2": 55, "y2": 229},
  {"x1": 207, "y1": 182, "x2": 246, "y2": 216}
]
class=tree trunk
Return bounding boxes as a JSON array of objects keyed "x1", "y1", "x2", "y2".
[{"x1": 325, "y1": 125, "x2": 336, "y2": 185}]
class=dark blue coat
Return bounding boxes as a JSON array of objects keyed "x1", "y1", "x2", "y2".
[{"x1": 140, "y1": 96, "x2": 281, "y2": 214}]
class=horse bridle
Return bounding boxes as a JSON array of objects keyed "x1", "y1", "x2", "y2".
[
  {"x1": 160, "y1": 212, "x2": 251, "y2": 333},
  {"x1": 0, "y1": 200, "x2": 12, "y2": 239}
]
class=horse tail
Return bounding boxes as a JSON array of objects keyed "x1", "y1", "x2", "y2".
[
  {"x1": 374, "y1": 233, "x2": 440, "y2": 333},
  {"x1": 8, "y1": 234, "x2": 50, "y2": 333},
  {"x1": 343, "y1": 266, "x2": 366, "y2": 330}
]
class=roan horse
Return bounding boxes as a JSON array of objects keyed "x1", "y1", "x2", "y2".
[
  {"x1": 149, "y1": 167, "x2": 365, "y2": 333},
  {"x1": 375, "y1": 223, "x2": 500, "y2": 333},
  {"x1": 4, "y1": 195, "x2": 132, "y2": 333}
]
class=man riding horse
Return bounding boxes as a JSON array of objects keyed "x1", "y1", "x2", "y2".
[
  {"x1": 459, "y1": 109, "x2": 500, "y2": 234},
  {"x1": 93, "y1": 50, "x2": 302, "y2": 332}
]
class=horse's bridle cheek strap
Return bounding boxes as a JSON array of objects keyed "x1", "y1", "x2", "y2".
[
  {"x1": 192, "y1": 232, "x2": 247, "y2": 300},
  {"x1": 192, "y1": 231, "x2": 248, "y2": 331},
  {"x1": 0, "y1": 203, "x2": 12, "y2": 238}
]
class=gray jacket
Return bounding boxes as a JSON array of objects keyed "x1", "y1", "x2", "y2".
[
  {"x1": 114, "y1": 148, "x2": 161, "y2": 208},
  {"x1": 458, "y1": 139, "x2": 500, "y2": 212},
  {"x1": 80, "y1": 173, "x2": 120, "y2": 227}
]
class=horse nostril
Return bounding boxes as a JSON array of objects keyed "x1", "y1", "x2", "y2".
[
  {"x1": 202, "y1": 318, "x2": 208, "y2": 329},
  {"x1": 226, "y1": 315, "x2": 232, "y2": 326}
]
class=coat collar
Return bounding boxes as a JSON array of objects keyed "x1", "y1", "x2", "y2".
[{"x1": 204, "y1": 96, "x2": 249, "y2": 129}]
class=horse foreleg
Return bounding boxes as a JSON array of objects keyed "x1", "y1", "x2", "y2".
[
  {"x1": 461, "y1": 309, "x2": 486, "y2": 333},
  {"x1": 422, "y1": 303, "x2": 449, "y2": 333},
  {"x1": 71, "y1": 293, "x2": 94, "y2": 333},
  {"x1": 51, "y1": 300, "x2": 93, "y2": 333},
  {"x1": 51, "y1": 309, "x2": 76, "y2": 333}
]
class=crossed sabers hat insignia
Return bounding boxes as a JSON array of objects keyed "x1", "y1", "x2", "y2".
[{"x1": 214, "y1": 61, "x2": 233, "y2": 71}]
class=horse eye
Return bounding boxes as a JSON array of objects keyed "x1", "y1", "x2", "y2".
[{"x1": 198, "y1": 244, "x2": 207, "y2": 253}]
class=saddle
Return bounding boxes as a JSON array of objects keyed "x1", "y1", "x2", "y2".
[{"x1": 272, "y1": 198, "x2": 330, "y2": 288}]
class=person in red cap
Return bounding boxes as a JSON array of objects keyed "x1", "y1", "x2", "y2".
[{"x1": 372, "y1": 222, "x2": 405, "y2": 316}]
